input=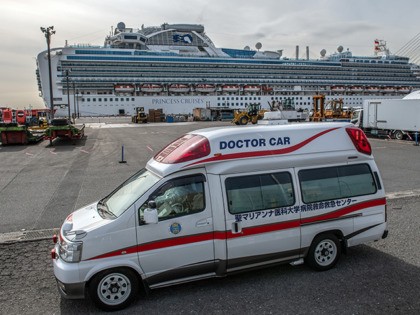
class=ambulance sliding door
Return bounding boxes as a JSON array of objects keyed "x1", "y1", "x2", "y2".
[{"x1": 222, "y1": 170, "x2": 301, "y2": 271}]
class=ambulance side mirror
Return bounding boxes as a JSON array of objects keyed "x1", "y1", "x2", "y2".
[{"x1": 143, "y1": 200, "x2": 158, "y2": 224}]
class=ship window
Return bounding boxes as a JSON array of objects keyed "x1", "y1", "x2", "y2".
[
  {"x1": 93, "y1": 98, "x2": 96, "y2": 102},
  {"x1": 131, "y1": 98, "x2": 135, "y2": 101},
  {"x1": 104, "y1": 98, "x2": 107, "y2": 102},
  {"x1": 98, "y1": 98, "x2": 102, "y2": 102},
  {"x1": 82, "y1": 98, "x2": 85, "y2": 102},
  {"x1": 87, "y1": 98, "x2": 90, "y2": 102},
  {"x1": 109, "y1": 98, "x2": 113, "y2": 102},
  {"x1": 126, "y1": 98, "x2": 129, "y2": 101},
  {"x1": 120, "y1": 98, "x2": 124, "y2": 101}
]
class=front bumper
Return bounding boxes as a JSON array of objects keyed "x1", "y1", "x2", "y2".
[
  {"x1": 56, "y1": 278, "x2": 86, "y2": 299},
  {"x1": 53, "y1": 243, "x2": 85, "y2": 299}
]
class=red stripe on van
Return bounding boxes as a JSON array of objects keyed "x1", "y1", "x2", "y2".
[
  {"x1": 136, "y1": 232, "x2": 215, "y2": 252},
  {"x1": 186, "y1": 127, "x2": 340, "y2": 167},
  {"x1": 226, "y1": 220, "x2": 301, "y2": 239},
  {"x1": 85, "y1": 197, "x2": 385, "y2": 261}
]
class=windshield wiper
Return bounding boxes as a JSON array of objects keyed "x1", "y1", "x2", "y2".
[{"x1": 97, "y1": 199, "x2": 117, "y2": 219}]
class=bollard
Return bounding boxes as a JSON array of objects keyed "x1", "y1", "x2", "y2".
[
  {"x1": 415, "y1": 132, "x2": 419, "y2": 146},
  {"x1": 119, "y1": 145, "x2": 127, "y2": 163}
]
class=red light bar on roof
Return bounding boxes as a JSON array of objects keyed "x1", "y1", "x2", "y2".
[
  {"x1": 346, "y1": 127, "x2": 372, "y2": 155},
  {"x1": 154, "y1": 134, "x2": 211, "y2": 164}
]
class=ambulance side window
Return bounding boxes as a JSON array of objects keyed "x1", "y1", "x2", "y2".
[
  {"x1": 139, "y1": 174, "x2": 206, "y2": 222},
  {"x1": 225, "y1": 172, "x2": 294, "y2": 214},
  {"x1": 298, "y1": 164, "x2": 377, "y2": 204}
]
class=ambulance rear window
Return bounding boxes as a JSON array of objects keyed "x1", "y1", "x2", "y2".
[{"x1": 154, "y1": 134, "x2": 211, "y2": 164}]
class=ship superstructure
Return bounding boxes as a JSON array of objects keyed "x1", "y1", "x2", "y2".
[{"x1": 35, "y1": 22, "x2": 420, "y2": 117}]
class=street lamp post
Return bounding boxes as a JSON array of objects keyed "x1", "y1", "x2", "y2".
[
  {"x1": 76, "y1": 89, "x2": 80, "y2": 118},
  {"x1": 65, "y1": 70, "x2": 71, "y2": 122},
  {"x1": 40, "y1": 26, "x2": 55, "y2": 120},
  {"x1": 72, "y1": 81, "x2": 77, "y2": 123}
]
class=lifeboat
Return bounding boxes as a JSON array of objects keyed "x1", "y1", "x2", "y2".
[
  {"x1": 222, "y1": 85, "x2": 240, "y2": 92},
  {"x1": 331, "y1": 86, "x2": 346, "y2": 92},
  {"x1": 367, "y1": 86, "x2": 380, "y2": 93},
  {"x1": 243, "y1": 85, "x2": 261, "y2": 93},
  {"x1": 195, "y1": 84, "x2": 216, "y2": 93},
  {"x1": 141, "y1": 84, "x2": 163, "y2": 93},
  {"x1": 114, "y1": 84, "x2": 135, "y2": 93},
  {"x1": 351, "y1": 86, "x2": 364, "y2": 92},
  {"x1": 382, "y1": 86, "x2": 396, "y2": 93},
  {"x1": 168, "y1": 84, "x2": 190, "y2": 93},
  {"x1": 398, "y1": 87, "x2": 411, "y2": 93}
]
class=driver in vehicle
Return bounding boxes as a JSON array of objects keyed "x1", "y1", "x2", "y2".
[
  {"x1": 140, "y1": 181, "x2": 204, "y2": 221},
  {"x1": 155, "y1": 186, "x2": 190, "y2": 217}
]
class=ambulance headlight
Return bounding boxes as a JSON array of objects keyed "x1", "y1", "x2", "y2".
[{"x1": 59, "y1": 239, "x2": 83, "y2": 263}]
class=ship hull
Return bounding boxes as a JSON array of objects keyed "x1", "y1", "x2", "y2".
[{"x1": 53, "y1": 93, "x2": 403, "y2": 117}]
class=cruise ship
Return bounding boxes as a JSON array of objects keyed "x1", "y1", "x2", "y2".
[{"x1": 35, "y1": 22, "x2": 420, "y2": 117}]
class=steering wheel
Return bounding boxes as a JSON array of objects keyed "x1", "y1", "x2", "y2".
[{"x1": 170, "y1": 203, "x2": 184, "y2": 213}]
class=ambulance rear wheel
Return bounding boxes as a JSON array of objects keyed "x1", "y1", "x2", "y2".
[
  {"x1": 306, "y1": 234, "x2": 341, "y2": 271},
  {"x1": 89, "y1": 268, "x2": 139, "y2": 311}
]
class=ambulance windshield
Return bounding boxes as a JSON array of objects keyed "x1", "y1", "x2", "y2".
[{"x1": 100, "y1": 169, "x2": 160, "y2": 218}]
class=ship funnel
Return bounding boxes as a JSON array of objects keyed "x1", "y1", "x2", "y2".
[
  {"x1": 296, "y1": 46, "x2": 299, "y2": 60},
  {"x1": 306, "y1": 46, "x2": 309, "y2": 60}
]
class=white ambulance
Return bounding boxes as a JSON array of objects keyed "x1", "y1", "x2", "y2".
[{"x1": 51, "y1": 122, "x2": 388, "y2": 311}]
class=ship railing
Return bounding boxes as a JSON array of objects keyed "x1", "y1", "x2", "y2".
[{"x1": 69, "y1": 44, "x2": 101, "y2": 48}]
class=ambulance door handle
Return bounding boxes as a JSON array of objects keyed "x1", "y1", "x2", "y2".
[
  {"x1": 231, "y1": 222, "x2": 242, "y2": 234},
  {"x1": 196, "y1": 217, "x2": 212, "y2": 227}
]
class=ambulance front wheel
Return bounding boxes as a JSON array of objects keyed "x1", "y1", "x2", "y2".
[
  {"x1": 89, "y1": 268, "x2": 139, "y2": 311},
  {"x1": 306, "y1": 234, "x2": 341, "y2": 271}
]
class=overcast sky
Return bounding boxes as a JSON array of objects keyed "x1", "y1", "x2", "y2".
[{"x1": 1, "y1": 0, "x2": 419, "y2": 108}]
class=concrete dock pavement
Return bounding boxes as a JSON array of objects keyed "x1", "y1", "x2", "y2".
[{"x1": 1, "y1": 118, "x2": 420, "y2": 313}]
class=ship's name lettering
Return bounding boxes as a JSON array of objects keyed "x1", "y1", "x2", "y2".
[{"x1": 151, "y1": 98, "x2": 205, "y2": 105}]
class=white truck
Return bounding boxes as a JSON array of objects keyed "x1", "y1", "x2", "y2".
[{"x1": 352, "y1": 98, "x2": 420, "y2": 140}]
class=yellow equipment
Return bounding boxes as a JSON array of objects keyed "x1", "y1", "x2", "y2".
[
  {"x1": 132, "y1": 107, "x2": 148, "y2": 123},
  {"x1": 232, "y1": 103, "x2": 266, "y2": 125},
  {"x1": 324, "y1": 98, "x2": 352, "y2": 120},
  {"x1": 311, "y1": 94, "x2": 326, "y2": 121}
]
